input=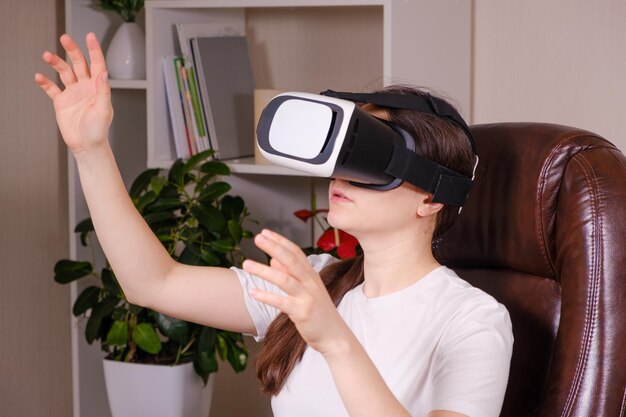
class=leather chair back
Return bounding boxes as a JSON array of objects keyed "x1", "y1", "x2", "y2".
[{"x1": 435, "y1": 123, "x2": 626, "y2": 417}]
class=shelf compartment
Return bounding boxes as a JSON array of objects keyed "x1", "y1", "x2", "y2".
[{"x1": 109, "y1": 79, "x2": 148, "y2": 89}]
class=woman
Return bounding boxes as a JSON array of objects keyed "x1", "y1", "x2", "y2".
[{"x1": 35, "y1": 33, "x2": 513, "y2": 417}]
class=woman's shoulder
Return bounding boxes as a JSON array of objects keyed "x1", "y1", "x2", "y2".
[
  {"x1": 431, "y1": 267, "x2": 511, "y2": 325},
  {"x1": 306, "y1": 253, "x2": 339, "y2": 272}
]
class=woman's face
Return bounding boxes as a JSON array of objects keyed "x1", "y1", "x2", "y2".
[
  {"x1": 326, "y1": 178, "x2": 433, "y2": 238},
  {"x1": 326, "y1": 104, "x2": 441, "y2": 239}
]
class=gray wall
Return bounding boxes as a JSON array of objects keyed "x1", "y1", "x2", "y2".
[{"x1": 0, "y1": 0, "x2": 72, "y2": 416}]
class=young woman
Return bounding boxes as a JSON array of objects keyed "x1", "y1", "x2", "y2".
[{"x1": 35, "y1": 33, "x2": 513, "y2": 417}]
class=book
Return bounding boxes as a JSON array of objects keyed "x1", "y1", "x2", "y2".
[
  {"x1": 174, "y1": 57, "x2": 198, "y2": 156},
  {"x1": 191, "y1": 36, "x2": 256, "y2": 160},
  {"x1": 176, "y1": 22, "x2": 245, "y2": 156},
  {"x1": 175, "y1": 22, "x2": 244, "y2": 59},
  {"x1": 179, "y1": 59, "x2": 208, "y2": 152},
  {"x1": 162, "y1": 56, "x2": 190, "y2": 159}
]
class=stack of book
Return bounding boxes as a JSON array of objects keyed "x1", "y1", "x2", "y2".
[{"x1": 163, "y1": 22, "x2": 256, "y2": 160}]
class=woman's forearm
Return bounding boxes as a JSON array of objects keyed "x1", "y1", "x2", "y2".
[
  {"x1": 74, "y1": 142, "x2": 175, "y2": 305},
  {"x1": 322, "y1": 331, "x2": 411, "y2": 417}
]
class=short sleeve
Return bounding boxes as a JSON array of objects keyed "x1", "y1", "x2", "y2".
[
  {"x1": 430, "y1": 298, "x2": 514, "y2": 417},
  {"x1": 232, "y1": 253, "x2": 337, "y2": 342}
]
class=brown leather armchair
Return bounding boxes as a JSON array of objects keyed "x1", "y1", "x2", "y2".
[{"x1": 435, "y1": 123, "x2": 626, "y2": 417}]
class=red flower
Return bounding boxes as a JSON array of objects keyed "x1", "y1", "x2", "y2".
[
  {"x1": 317, "y1": 228, "x2": 359, "y2": 259},
  {"x1": 293, "y1": 209, "x2": 329, "y2": 222}
]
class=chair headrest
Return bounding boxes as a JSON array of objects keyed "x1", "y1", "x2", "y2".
[{"x1": 435, "y1": 122, "x2": 617, "y2": 279}]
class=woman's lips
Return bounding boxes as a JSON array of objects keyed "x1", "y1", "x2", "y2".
[{"x1": 330, "y1": 188, "x2": 352, "y2": 203}]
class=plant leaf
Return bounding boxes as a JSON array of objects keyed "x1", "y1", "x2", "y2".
[
  {"x1": 168, "y1": 159, "x2": 186, "y2": 186},
  {"x1": 193, "y1": 350, "x2": 218, "y2": 385},
  {"x1": 101, "y1": 268, "x2": 121, "y2": 296},
  {"x1": 132, "y1": 323, "x2": 162, "y2": 354},
  {"x1": 74, "y1": 217, "x2": 94, "y2": 247},
  {"x1": 220, "y1": 195, "x2": 245, "y2": 219},
  {"x1": 134, "y1": 190, "x2": 157, "y2": 213},
  {"x1": 154, "y1": 313, "x2": 190, "y2": 344},
  {"x1": 191, "y1": 204, "x2": 226, "y2": 232},
  {"x1": 184, "y1": 149, "x2": 215, "y2": 173},
  {"x1": 85, "y1": 296, "x2": 119, "y2": 344},
  {"x1": 193, "y1": 327, "x2": 218, "y2": 383},
  {"x1": 106, "y1": 320, "x2": 129, "y2": 347},
  {"x1": 226, "y1": 340, "x2": 248, "y2": 373},
  {"x1": 54, "y1": 260, "x2": 93, "y2": 284},
  {"x1": 178, "y1": 247, "x2": 202, "y2": 266},
  {"x1": 198, "y1": 181, "x2": 231, "y2": 203},
  {"x1": 142, "y1": 211, "x2": 173, "y2": 225},
  {"x1": 227, "y1": 219, "x2": 243, "y2": 242},
  {"x1": 72, "y1": 286, "x2": 101, "y2": 317},
  {"x1": 111, "y1": 306, "x2": 127, "y2": 321},
  {"x1": 129, "y1": 168, "x2": 161, "y2": 198},
  {"x1": 200, "y1": 250, "x2": 221, "y2": 266},
  {"x1": 147, "y1": 196, "x2": 184, "y2": 212},
  {"x1": 197, "y1": 327, "x2": 217, "y2": 353},
  {"x1": 150, "y1": 175, "x2": 168, "y2": 196},
  {"x1": 200, "y1": 160, "x2": 230, "y2": 176},
  {"x1": 128, "y1": 303, "x2": 144, "y2": 315},
  {"x1": 216, "y1": 333, "x2": 228, "y2": 360},
  {"x1": 208, "y1": 239, "x2": 235, "y2": 254}
]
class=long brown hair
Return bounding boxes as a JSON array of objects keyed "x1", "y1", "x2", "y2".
[{"x1": 255, "y1": 85, "x2": 474, "y2": 395}]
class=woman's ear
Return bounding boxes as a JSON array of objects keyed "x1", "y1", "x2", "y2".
[{"x1": 416, "y1": 194, "x2": 444, "y2": 218}]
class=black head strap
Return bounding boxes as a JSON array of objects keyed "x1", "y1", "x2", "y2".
[
  {"x1": 320, "y1": 89, "x2": 477, "y2": 207},
  {"x1": 386, "y1": 145, "x2": 473, "y2": 206},
  {"x1": 320, "y1": 89, "x2": 476, "y2": 155}
]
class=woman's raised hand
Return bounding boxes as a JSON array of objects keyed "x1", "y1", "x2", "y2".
[
  {"x1": 243, "y1": 229, "x2": 353, "y2": 357},
  {"x1": 35, "y1": 33, "x2": 113, "y2": 154}
]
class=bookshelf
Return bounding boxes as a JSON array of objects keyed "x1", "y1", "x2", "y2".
[{"x1": 65, "y1": 1, "x2": 471, "y2": 416}]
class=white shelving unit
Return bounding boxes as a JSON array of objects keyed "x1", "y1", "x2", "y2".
[
  {"x1": 108, "y1": 79, "x2": 148, "y2": 89},
  {"x1": 65, "y1": 1, "x2": 471, "y2": 416}
]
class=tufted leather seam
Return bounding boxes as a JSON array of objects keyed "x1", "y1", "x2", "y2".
[
  {"x1": 620, "y1": 385, "x2": 626, "y2": 417},
  {"x1": 608, "y1": 147, "x2": 626, "y2": 172},
  {"x1": 560, "y1": 154, "x2": 602, "y2": 417},
  {"x1": 536, "y1": 133, "x2": 594, "y2": 278}
]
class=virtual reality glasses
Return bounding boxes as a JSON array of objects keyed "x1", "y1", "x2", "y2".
[{"x1": 256, "y1": 90, "x2": 477, "y2": 207}]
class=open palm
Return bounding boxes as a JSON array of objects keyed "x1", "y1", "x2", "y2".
[{"x1": 35, "y1": 33, "x2": 113, "y2": 153}]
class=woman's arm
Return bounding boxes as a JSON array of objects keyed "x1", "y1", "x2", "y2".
[
  {"x1": 35, "y1": 33, "x2": 255, "y2": 334},
  {"x1": 243, "y1": 229, "x2": 467, "y2": 417}
]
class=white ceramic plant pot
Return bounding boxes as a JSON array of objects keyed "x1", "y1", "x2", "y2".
[
  {"x1": 103, "y1": 359, "x2": 214, "y2": 417},
  {"x1": 105, "y1": 22, "x2": 146, "y2": 80}
]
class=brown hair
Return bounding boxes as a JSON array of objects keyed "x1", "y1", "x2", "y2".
[
  {"x1": 255, "y1": 85, "x2": 474, "y2": 395},
  {"x1": 378, "y1": 85, "x2": 474, "y2": 239},
  {"x1": 256, "y1": 255, "x2": 365, "y2": 394}
]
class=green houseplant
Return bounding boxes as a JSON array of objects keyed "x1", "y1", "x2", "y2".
[
  {"x1": 94, "y1": 0, "x2": 144, "y2": 22},
  {"x1": 54, "y1": 150, "x2": 252, "y2": 384},
  {"x1": 93, "y1": 0, "x2": 146, "y2": 79}
]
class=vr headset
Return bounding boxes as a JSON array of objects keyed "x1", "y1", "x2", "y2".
[{"x1": 256, "y1": 89, "x2": 477, "y2": 207}]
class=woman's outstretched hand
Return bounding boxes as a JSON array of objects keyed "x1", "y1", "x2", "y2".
[
  {"x1": 243, "y1": 229, "x2": 353, "y2": 357},
  {"x1": 34, "y1": 33, "x2": 113, "y2": 155}
]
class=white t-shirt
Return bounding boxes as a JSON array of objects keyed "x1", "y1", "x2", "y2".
[{"x1": 232, "y1": 254, "x2": 513, "y2": 417}]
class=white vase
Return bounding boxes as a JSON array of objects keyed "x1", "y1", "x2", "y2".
[
  {"x1": 106, "y1": 22, "x2": 146, "y2": 80},
  {"x1": 103, "y1": 359, "x2": 215, "y2": 417}
]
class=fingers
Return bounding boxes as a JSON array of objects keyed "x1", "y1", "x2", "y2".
[
  {"x1": 248, "y1": 288, "x2": 292, "y2": 315},
  {"x1": 34, "y1": 73, "x2": 62, "y2": 100},
  {"x1": 42, "y1": 50, "x2": 77, "y2": 87},
  {"x1": 242, "y1": 259, "x2": 301, "y2": 295},
  {"x1": 86, "y1": 32, "x2": 107, "y2": 78},
  {"x1": 60, "y1": 34, "x2": 90, "y2": 80},
  {"x1": 260, "y1": 229, "x2": 305, "y2": 254},
  {"x1": 253, "y1": 230, "x2": 311, "y2": 280}
]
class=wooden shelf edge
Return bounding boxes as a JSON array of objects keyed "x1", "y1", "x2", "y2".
[
  {"x1": 146, "y1": 0, "x2": 384, "y2": 9},
  {"x1": 109, "y1": 79, "x2": 147, "y2": 89},
  {"x1": 148, "y1": 156, "x2": 311, "y2": 177}
]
